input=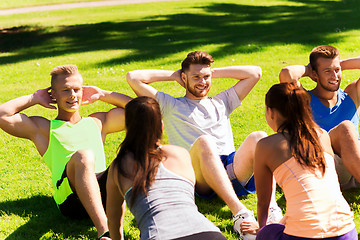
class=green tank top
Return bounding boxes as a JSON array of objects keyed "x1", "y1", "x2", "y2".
[{"x1": 43, "y1": 117, "x2": 106, "y2": 205}]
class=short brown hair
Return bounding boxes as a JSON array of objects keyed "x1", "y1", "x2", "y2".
[
  {"x1": 181, "y1": 51, "x2": 214, "y2": 72},
  {"x1": 310, "y1": 45, "x2": 340, "y2": 71},
  {"x1": 50, "y1": 65, "x2": 79, "y2": 88}
]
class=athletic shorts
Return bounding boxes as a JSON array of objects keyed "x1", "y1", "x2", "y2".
[
  {"x1": 56, "y1": 165, "x2": 108, "y2": 219},
  {"x1": 173, "y1": 231, "x2": 227, "y2": 240},
  {"x1": 334, "y1": 154, "x2": 360, "y2": 190},
  {"x1": 256, "y1": 224, "x2": 357, "y2": 240},
  {"x1": 196, "y1": 151, "x2": 256, "y2": 199}
]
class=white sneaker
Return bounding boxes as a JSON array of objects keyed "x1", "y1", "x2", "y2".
[
  {"x1": 233, "y1": 209, "x2": 257, "y2": 240},
  {"x1": 267, "y1": 205, "x2": 283, "y2": 224}
]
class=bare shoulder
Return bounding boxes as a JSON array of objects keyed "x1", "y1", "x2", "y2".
[
  {"x1": 89, "y1": 113, "x2": 104, "y2": 126},
  {"x1": 257, "y1": 133, "x2": 288, "y2": 151},
  {"x1": 317, "y1": 128, "x2": 334, "y2": 156},
  {"x1": 161, "y1": 145, "x2": 191, "y2": 165},
  {"x1": 28, "y1": 116, "x2": 50, "y2": 135},
  {"x1": 344, "y1": 78, "x2": 360, "y2": 107},
  {"x1": 161, "y1": 145, "x2": 195, "y2": 182},
  {"x1": 88, "y1": 115, "x2": 105, "y2": 133},
  {"x1": 256, "y1": 133, "x2": 291, "y2": 171},
  {"x1": 30, "y1": 115, "x2": 50, "y2": 125},
  {"x1": 161, "y1": 144, "x2": 189, "y2": 155},
  {"x1": 110, "y1": 153, "x2": 136, "y2": 196}
]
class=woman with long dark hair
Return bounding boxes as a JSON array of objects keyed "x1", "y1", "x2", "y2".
[
  {"x1": 106, "y1": 96, "x2": 227, "y2": 240},
  {"x1": 242, "y1": 83, "x2": 356, "y2": 240}
]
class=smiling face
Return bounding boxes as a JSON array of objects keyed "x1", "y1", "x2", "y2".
[
  {"x1": 182, "y1": 64, "x2": 212, "y2": 100},
  {"x1": 51, "y1": 73, "x2": 83, "y2": 113},
  {"x1": 314, "y1": 56, "x2": 342, "y2": 92}
]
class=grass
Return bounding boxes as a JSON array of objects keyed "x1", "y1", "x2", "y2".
[{"x1": 1, "y1": 0, "x2": 360, "y2": 239}]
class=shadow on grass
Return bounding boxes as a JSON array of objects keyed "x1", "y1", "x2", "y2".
[
  {"x1": 0, "y1": 0, "x2": 360, "y2": 65},
  {"x1": 342, "y1": 187, "x2": 360, "y2": 203},
  {"x1": 195, "y1": 195, "x2": 234, "y2": 233},
  {"x1": 0, "y1": 195, "x2": 94, "y2": 240}
]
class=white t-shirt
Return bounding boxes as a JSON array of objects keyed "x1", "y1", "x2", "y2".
[{"x1": 156, "y1": 87, "x2": 241, "y2": 155}]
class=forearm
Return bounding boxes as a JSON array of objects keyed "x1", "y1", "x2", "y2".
[
  {"x1": 99, "y1": 91, "x2": 132, "y2": 108},
  {"x1": 257, "y1": 202, "x2": 270, "y2": 228},
  {"x1": 341, "y1": 56, "x2": 360, "y2": 70},
  {"x1": 279, "y1": 65, "x2": 309, "y2": 83},
  {"x1": 212, "y1": 66, "x2": 261, "y2": 80},
  {"x1": 108, "y1": 220, "x2": 122, "y2": 240},
  {"x1": 0, "y1": 94, "x2": 36, "y2": 117},
  {"x1": 127, "y1": 70, "x2": 178, "y2": 84},
  {"x1": 108, "y1": 202, "x2": 126, "y2": 240},
  {"x1": 127, "y1": 69, "x2": 181, "y2": 97}
]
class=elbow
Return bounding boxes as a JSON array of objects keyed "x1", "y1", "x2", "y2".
[
  {"x1": 126, "y1": 71, "x2": 135, "y2": 84},
  {"x1": 126, "y1": 70, "x2": 149, "y2": 85},
  {"x1": 255, "y1": 66, "x2": 262, "y2": 81},
  {"x1": 247, "y1": 66, "x2": 262, "y2": 83},
  {"x1": 279, "y1": 67, "x2": 291, "y2": 83}
]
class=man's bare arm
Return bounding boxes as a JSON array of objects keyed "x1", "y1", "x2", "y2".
[
  {"x1": 86, "y1": 86, "x2": 132, "y2": 136},
  {"x1": 341, "y1": 56, "x2": 360, "y2": 107},
  {"x1": 126, "y1": 70, "x2": 182, "y2": 98},
  {"x1": 0, "y1": 88, "x2": 53, "y2": 140},
  {"x1": 341, "y1": 56, "x2": 360, "y2": 70},
  {"x1": 279, "y1": 64, "x2": 316, "y2": 88},
  {"x1": 212, "y1": 66, "x2": 262, "y2": 102}
]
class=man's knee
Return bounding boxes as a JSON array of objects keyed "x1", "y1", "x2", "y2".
[
  {"x1": 69, "y1": 149, "x2": 96, "y2": 169},
  {"x1": 334, "y1": 120, "x2": 356, "y2": 135},
  {"x1": 192, "y1": 135, "x2": 217, "y2": 153},
  {"x1": 192, "y1": 135, "x2": 219, "y2": 155},
  {"x1": 190, "y1": 135, "x2": 219, "y2": 162},
  {"x1": 330, "y1": 120, "x2": 358, "y2": 142},
  {"x1": 246, "y1": 131, "x2": 267, "y2": 144}
]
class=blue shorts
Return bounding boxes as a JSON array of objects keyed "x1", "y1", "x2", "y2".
[
  {"x1": 256, "y1": 224, "x2": 357, "y2": 240},
  {"x1": 196, "y1": 151, "x2": 256, "y2": 199}
]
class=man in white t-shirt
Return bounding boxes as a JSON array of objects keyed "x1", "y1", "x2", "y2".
[{"x1": 127, "y1": 51, "x2": 282, "y2": 240}]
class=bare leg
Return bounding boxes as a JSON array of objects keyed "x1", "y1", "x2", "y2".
[
  {"x1": 233, "y1": 131, "x2": 277, "y2": 202},
  {"x1": 66, "y1": 150, "x2": 109, "y2": 239},
  {"x1": 233, "y1": 131, "x2": 267, "y2": 185},
  {"x1": 233, "y1": 131, "x2": 282, "y2": 222},
  {"x1": 190, "y1": 135, "x2": 246, "y2": 215},
  {"x1": 329, "y1": 120, "x2": 360, "y2": 183}
]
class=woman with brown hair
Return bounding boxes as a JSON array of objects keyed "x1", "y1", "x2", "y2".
[
  {"x1": 242, "y1": 83, "x2": 356, "y2": 240},
  {"x1": 106, "y1": 96, "x2": 227, "y2": 240}
]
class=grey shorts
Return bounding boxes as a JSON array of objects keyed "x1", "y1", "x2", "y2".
[{"x1": 334, "y1": 154, "x2": 360, "y2": 190}]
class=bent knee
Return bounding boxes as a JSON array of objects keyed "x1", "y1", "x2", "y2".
[
  {"x1": 337, "y1": 120, "x2": 356, "y2": 132},
  {"x1": 330, "y1": 120, "x2": 357, "y2": 138},
  {"x1": 70, "y1": 149, "x2": 96, "y2": 167},
  {"x1": 246, "y1": 131, "x2": 267, "y2": 143},
  {"x1": 192, "y1": 135, "x2": 217, "y2": 151},
  {"x1": 190, "y1": 135, "x2": 219, "y2": 159}
]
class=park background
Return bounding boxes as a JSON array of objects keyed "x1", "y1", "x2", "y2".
[{"x1": 1, "y1": 0, "x2": 360, "y2": 239}]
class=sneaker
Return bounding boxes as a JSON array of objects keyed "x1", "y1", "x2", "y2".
[
  {"x1": 267, "y1": 205, "x2": 283, "y2": 224},
  {"x1": 233, "y1": 209, "x2": 257, "y2": 240}
]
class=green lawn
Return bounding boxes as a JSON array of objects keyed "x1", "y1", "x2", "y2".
[{"x1": 1, "y1": 0, "x2": 360, "y2": 239}]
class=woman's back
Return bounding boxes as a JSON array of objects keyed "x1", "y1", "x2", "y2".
[
  {"x1": 257, "y1": 130, "x2": 354, "y2": 238},
  {"x1": 119, "y1": 144, "x2": 223, "y2": 240},
  {"x1": 254, "y1": 83, "x2": 356, "y2": 240},
  {"x1": 273, "y1": 151, "x2": 354, "y2": 238},
  {"x1": 125, "y1": 160, "x2": 220, "y2": 239}
]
